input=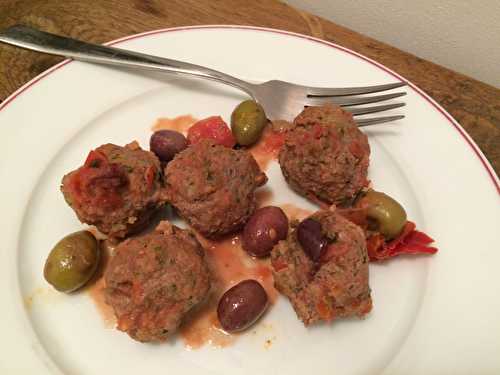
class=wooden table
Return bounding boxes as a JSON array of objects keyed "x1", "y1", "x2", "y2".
[{"x1": 1, "y1": 0, "x2": 499, "y2": 177}]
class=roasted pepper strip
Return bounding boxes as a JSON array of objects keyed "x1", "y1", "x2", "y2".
[
  {"x1": 367, "y1": 221, "x2": 437, "y2": 261},
  {"x1": 338, "y1": 206, "x2": 438, "y2": 261}
]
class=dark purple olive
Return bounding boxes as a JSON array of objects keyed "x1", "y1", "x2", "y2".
[
  {"x1": 217, "y1": 279, "x2": 269, "y2": 332},
  {"x1": 150, "y1": 130, "x2": 188, "y2": 162},
  {"x1": 297, "y1": 218, "x2": 328, "y2": 262},
  {"x1": 242, "y1": 206, "x2": 289, "y2": 257}
]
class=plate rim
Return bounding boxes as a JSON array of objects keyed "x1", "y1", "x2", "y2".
[{"x1": 0, "y1": 24, "x2": 498, "y2": 192}]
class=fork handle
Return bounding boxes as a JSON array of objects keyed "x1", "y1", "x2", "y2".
[{"x1": 0, "y1": 25, "x2": 254, "y2": 96}]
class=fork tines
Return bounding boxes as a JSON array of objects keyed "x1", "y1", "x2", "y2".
[
  {"x1": 305, "y1": 91, "x2": 406, "y2": 107},
  {"x1": 306, "y1": 81, "x2": 406, "y2": 97},
  {"x1": 303, "y1": 82, "x2": 407, "y2": 125}
]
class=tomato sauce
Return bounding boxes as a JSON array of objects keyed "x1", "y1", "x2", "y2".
[
  {"x1": 87, "y1": 278, "x2": 115, "y2": 328},
  {"x1": 255, "y1": 188, "x2": 275, "y2": 208},
  {"x1": 151, "y1": 115, "x2": 198, "y2": 134},
  {"x1": 179, "y1": 297, "x2": 235, "y2": 349},
  {"x1": 179, "y1": 233, "x2": 278, "y2": 348},
  {"x1": 249, "y1": 127, "x2": 285, "y2": 171},
  {"x1": 86, "y1": 239, "x2": 116, "y2": 328}
]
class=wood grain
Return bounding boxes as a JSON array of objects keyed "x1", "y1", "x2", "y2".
[{"x1": 0, "y1": 0, "x2": 498, "y2": 177}]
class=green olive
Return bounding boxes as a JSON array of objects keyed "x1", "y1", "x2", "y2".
[
  {"x1": 231, "y1": 100, "x2": 267, "y2": 146},
  {"x1": 43, "y1": 231, "x2": 100, "y2": 293},
  {"x1": 363, "y1": 190, "x2": 407, "y2": 240}
]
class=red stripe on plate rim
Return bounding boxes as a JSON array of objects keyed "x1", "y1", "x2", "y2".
[{"x1": 0, "y1": 25, "x2": 498, "y2": 192}]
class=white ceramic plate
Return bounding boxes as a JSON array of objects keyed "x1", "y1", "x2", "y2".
[{"x1": 1, "y1": 26, "x2": 499, "y2": 375}]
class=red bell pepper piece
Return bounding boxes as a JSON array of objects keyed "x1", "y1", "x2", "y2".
[{"x1": 367, "y1": 221, "x2": 438, "y2": 261}]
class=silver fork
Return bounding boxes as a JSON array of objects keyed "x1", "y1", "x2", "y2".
[{"x1": 0, "y1": 25, "x2": 406, "y2": 124}]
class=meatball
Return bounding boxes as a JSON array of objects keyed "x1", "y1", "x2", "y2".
[
  {"x1": 104, "y1": 221, "x2": 211, "y2": 342},
  {"x1": 164, "y1": 140, "x2": 267, "y2": 238},
  {"x1": 61, "y1": 141, "x2": 165, "y2": 240},
  {"x1": 271, "y1": 209, "x2": 372, "y2": 325},
  {"x1": 279, "y1": 104, "x2": 370, "y2": 205}
]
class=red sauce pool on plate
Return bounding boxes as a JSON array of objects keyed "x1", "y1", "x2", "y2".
[
  {"x1": 179, "y1": 298, "x2": 234, "y2": 349},
  {"x1": 86, "y1": 239, "x2": 116, "y2": 327},
  {"x1": 195, "y1": 234, "x2": 277, "y2": 302},
  {"x1": 87, "y1": 278, "x2": 115, "y2": 328},
  {"x1": 180, "y1": 233, "x2": 278, "y2": 349},
  {"x1": 152, "y1": 115, "x2": 198, "y2": 134},
  {"x1": 249, "y1": 127, "x2": 286, "y2": 170},
  {"x1": 255, "y1": 188, "x2": 275, "y2": 208}
]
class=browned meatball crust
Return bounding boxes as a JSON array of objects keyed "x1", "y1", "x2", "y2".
[
  {"x1": 61, "y1": 141, "x2": 165, "y2": 240},
  {"x1": 279, "y1": 104, "x2": 370, "y2": 205},
  {"x1": 104, "y1": 221, "x2": 211, "y2": 342},
  {"x1": 271, "y1": 210, "x2": 372, "y2": 325},
  {"x1": 164, "y1": 140, "x2": 267, "y2": 238}
]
